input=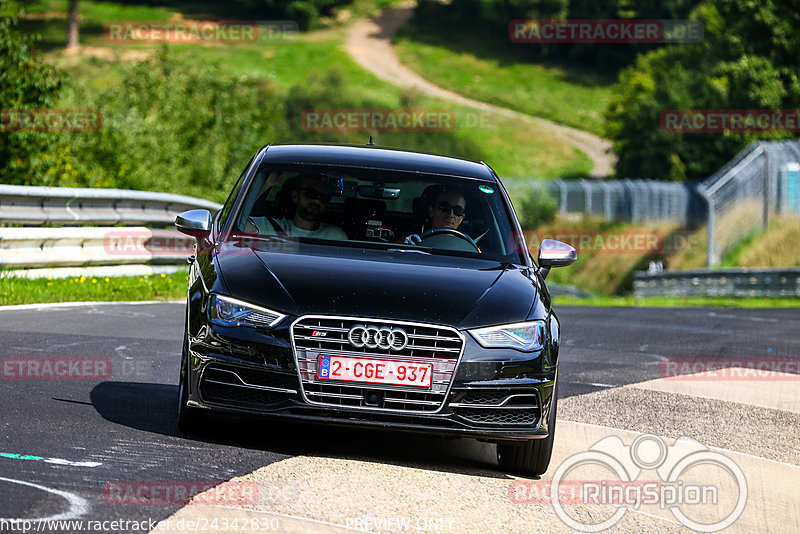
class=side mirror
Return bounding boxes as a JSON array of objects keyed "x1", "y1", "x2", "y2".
[
  {"x1": 175, "y1": 209, "x2": 212, "y2": 238},
  {"x1": 538, "y1": 239, "x2": 577, "y2": 279}
]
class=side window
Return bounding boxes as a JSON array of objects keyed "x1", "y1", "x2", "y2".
[{"x1": 218, "y1": 160, "x2": 252, "y2": 230}]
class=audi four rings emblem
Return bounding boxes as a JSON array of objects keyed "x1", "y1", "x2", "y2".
[{"x1": 348, "y1": 325, "x2": 409, "y2": 351}]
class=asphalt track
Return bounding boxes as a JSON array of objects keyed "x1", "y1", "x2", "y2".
[{"x1": 0, "y1": 302, "x2": 798, "y2": 533}]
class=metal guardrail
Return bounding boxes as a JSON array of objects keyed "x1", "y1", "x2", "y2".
[
  {"x1": 0, "y1": 186, "x2": 221, "y2": 278},
  {"x1": 0, "y1": 184, "x2": 221, "y2": 226},
  {"x1": 634, "y1": 268, "x2": 800, "y2": 298}
]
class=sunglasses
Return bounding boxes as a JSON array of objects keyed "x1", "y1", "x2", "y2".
[
  {"x1": 437, "y1": 201, "x2": 466, "y2": 217},
  {"x1": 299, "y1": 188, "x2": 331, "y2": 202}
]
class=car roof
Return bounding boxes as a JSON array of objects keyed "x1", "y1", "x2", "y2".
[{"x1": 260, "y1": 144, "x2": 497, "y2": 182}]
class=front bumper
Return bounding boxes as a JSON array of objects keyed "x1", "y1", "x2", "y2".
[{"x1": 185, "y1": 319, "x2": 557, "y2": 442}]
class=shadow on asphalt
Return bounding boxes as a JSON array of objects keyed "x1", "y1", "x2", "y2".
[{"x1": 89, "y1": 381, "x2": 507, "y2": 479}]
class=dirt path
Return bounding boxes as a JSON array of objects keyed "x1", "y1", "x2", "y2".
[{"x1": 344, "y1": 4, "x2": 617, "y2": 177}]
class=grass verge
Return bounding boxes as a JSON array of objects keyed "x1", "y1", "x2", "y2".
[
  {"x1": 394, "y1": 20, "x2": 615, "y2": 137},
  {"x1": 0, "y1": 270, "x2": 188, "y2": 306}
]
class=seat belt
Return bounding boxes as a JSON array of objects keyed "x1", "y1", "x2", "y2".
[{"x1": 267, "y1": 217, "x2": 289, "y2": 236}]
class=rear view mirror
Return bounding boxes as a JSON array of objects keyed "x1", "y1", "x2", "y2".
[{"x1": 358, "y1": 184, "x2": 401, "y2": 199}]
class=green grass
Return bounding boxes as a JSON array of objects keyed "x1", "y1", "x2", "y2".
[
  {"x1": 394, "y1": 21, "x2": 615, "y2": 137},
  {"x1": 0, "y1": 270, "x2": 188, "y2": 306},
  {"x1": 554, "y1": 295, "x2": 800, "y2": 308}
]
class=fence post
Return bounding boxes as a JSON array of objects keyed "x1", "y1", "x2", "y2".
[
  {"x1": 698, "y1": 187, "x2": 715, "y2": 267},
  {"x1": 556, "y1": 179, "x2": 567, "y2": 214},
  {"x1": 759, "y1": 141, "x2": 771, "y2": 231},
  {"x1": 580, "y1": 179, "x2": 592, "y2": 214}
]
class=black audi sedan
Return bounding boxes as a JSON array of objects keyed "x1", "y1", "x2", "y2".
[{"x1": 175, "y1": 143, "x2": 576, "y2": 476}]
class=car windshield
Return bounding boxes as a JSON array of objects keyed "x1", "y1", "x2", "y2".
[{"x1": 229, "y1": 165, "x2": 526, "y2": 264}]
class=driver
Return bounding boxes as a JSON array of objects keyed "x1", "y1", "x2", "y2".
[
  {"x1": 248, "y1": 173, "x2": 347, "y2": 240},
  {"x1": 429, "y1": 188, "x2": 467, "y2": 230},
  {"x1": 405, "y1": 186, "x2": 468, "y2": 245}
]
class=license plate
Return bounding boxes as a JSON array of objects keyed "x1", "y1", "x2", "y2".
[{"x1": 317, "y1": 355, "x2": 432, "y2": 388}]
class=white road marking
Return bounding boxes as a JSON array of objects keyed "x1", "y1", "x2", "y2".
[{"x1": 0, "y1": 476, "x2": 90, "y2": 522}]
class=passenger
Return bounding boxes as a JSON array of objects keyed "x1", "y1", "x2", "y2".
[{"x1": 248, "y1": 173, "x2": 347, "y2": 240}]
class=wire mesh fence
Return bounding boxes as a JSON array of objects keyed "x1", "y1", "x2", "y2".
[
  {"x1": 698, "y1": 139, "x2": 800, "y2": 266},
  {"x1": 505, "y1": 178, "x2": 701, "y2": 225},
  {"x1": 506, "y1": 137, "x2": 800, "y2": 267}
]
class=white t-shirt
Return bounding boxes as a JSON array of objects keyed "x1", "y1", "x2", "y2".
[{"x1": 251, "y1": 217, "x2": 348, "y2": 240}]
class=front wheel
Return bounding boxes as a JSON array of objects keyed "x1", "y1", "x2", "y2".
[
  {"x1": 497, "y1": 381, "x2": 558, "y2": 477},
  {"x1": 177, "y1": 330, "x2": 204, "y2": 433}
]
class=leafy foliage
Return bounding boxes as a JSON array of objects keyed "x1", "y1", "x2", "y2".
[
  {"x1": 57, "y1": 47, "x2": 286, "y2": 200},
  {"x1": 226, "y1": 0, "x2": 355, "y2": 29},
  {"x1": 517, "y1": 187, "x2": 557, "y2": 229},
  {"x1": 29, "y1": 50, "x2": 483, "y2": 202},
  {"x1": 0, "y1": 2, "x2": 65, "y2": 183},
  {"x1": 606, "y1": 0, "x2": 800, "y2": 180}
]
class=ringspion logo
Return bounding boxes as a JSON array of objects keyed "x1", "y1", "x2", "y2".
[{"x1": 513, "y1": 433, "x2": 747, "y2": 532}]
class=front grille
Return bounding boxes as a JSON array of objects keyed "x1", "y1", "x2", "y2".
[
  {"x1": 454, "y1": 407, "x2": 540, "y2": 426},
  {"x1": 292, "y1": 316, "x2": 463, "y2": 413},
  {"x1": 198, "y1": 364, "x2": 297, "y2": 408},
  {"x1": 452, "y1": 390, "x2": 510, "y2": 405}
]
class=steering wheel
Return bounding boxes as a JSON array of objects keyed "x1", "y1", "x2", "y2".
[{"x1": 419, "y1": 228, "x2": 480, "y2": 252}]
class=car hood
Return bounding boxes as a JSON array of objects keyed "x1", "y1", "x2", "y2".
[{"x1": 216, "y1": 245, "x2": 537, "y2": 328}]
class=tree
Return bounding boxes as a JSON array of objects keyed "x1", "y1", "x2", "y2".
[
  {"x1": 0, "y1": 1, "x2": 65, "y2": 183},
  {"x1": 605, "y1": 0, "x2": 800, "y2": 181},
  {"x1": 66, "y1": 0, "x2": 79, "y2": 49}
]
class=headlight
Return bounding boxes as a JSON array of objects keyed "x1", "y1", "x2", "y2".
[
  {"x1": 208, "y1": 294, "x2": 285, "y2": 328},
  {"x1": 469, "y1": 321, "x2": 545, "y2": 351}
]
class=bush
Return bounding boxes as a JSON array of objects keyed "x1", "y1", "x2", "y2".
[
  {"x1": 0, "y1": 1, "x2": 65, "y2": 184},
  {"x1": 605, "y1": 0, "x2": 800, "y2": 181},
  {"x1": 56, "y1": 47, "x2": 286, "y2": 201},
  {"x1": 44, "y1": 53, "x2": 486, "y2": 201},
  {"x1": 517, "y1": 187, "x2": 557, "y2": 229}
]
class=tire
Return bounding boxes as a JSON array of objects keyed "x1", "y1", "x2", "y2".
[
  {"x1": 497, "y1": 381, "x2": 558, "y2": 477},
  {"x1": 177, "y1": 329, "x2": 204, "y2": 434}
]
